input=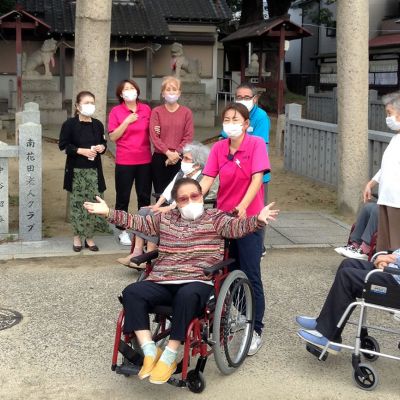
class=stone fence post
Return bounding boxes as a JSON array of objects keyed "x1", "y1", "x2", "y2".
[
  {"x1": 18, "y1": 102, "x2": 42, "y2": 241},
  {"x1": 305, "y1": 85, "x2": 314, "y2": 117}
]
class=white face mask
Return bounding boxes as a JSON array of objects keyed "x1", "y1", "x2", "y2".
[
  {"x1": 164, "y1": 94, "x2": 180, "y2": 104},
  {"x1": 223, "y1": 123, "x2": 243, "y2": 138},
  {"x1": 122, "y1": 89, "x2": 138, "y2": 102},
  {"x1": 179, "y1": 202, "x2": 204, "y2": 220},
  {"x1": 181, "y1": 161, "x2": 195, "y2": 176},
  {"x1": 386, "y1": 115, "x2": 400, "y2": 131},
  {"x1": 236, "y1": 99, "x2": 254, "y2": 112},
  {"x1": 79, "y1": 103, "x2": 95, "y2": 117}
]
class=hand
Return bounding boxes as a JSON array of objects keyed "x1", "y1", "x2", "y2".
[
  {"x1": 363, "y1": 182, "x2": 372, "y2": 203},
  {"x1": 124, "y1": 112, "x2": 138, "y2": 124},
  {"x1": 157, "y1": 205, "x2": 175, "y2": 214},
  {"x1": 93, "y1": 144, "x2": 105, "y2": 153},
  {"x1": 374, "y1": 254, "x2": 396, "y2": 269},
  {"x1": 166, "y1": 150, "x2": 181, "y2": 165},
  {"x1": 233, "y1": 204, "x2": 247, "y2": 219},
  {"x1": 78, "y1": 148, "x2": 97, "y2": 159},
  {"x1": 154, "y1": 125, "x2": 161, "y2": 136},
  {"x1": 257, "y1": 202, "x2": 280, "y2": 225},
  {"x1": 83, "y1": 196, "x2": 110, "y2": 217}
]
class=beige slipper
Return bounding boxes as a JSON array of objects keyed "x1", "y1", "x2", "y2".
[
  {"x1": 116, "y1": 256, "x2": 131, "y2": 267},
  {"x1": 128, "y1": 261, "x2": 146, "y2": 270}
]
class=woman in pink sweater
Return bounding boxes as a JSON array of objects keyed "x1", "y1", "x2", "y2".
[{"x1": 150, "y1": 76, "x2": 194, "y2": 194}]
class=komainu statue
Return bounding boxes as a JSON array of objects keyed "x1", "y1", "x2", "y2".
[
  {"x1": 170, "y1": 42, "x2": 200, "y2": 82},
  {"x1": 23, "y1": 38, "x2": 58, "y2": 78}
]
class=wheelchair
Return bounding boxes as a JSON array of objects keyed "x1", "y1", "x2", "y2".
[
  {"x1": 306, "y1": 251, "x2": 400, "y2": 391},
  {"x1": 111, "y1": 247, "x2": 255, "y2": 393}
]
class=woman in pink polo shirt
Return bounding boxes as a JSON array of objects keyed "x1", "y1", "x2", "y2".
[
  {"x1": 201, "y1": 102, "x2": 271, "y2": 357},
  {"x1": 150, "y1": 76, "x2": 194, "y2": 194},
  {"x1": 108, "y1": 79, "x2": 152, "y2": 246}
]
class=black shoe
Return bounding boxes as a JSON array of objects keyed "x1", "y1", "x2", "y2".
[
  {"x1": 84, "y1": 240, "x2": 99, "y2": 252},
  {"x1": 73, "y1": 244, "x2": 82, "y2": 252}
]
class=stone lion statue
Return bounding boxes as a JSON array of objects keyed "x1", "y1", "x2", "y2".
[
  {"x1": 170, "y1": 42, "x2": 200, "y2": 82},
  {"x1": 23, "y1": 38, "x2": 58, "y2": 78}
]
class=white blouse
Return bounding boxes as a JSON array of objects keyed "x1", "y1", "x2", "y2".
[{"x1": 373, "y1": 133, "x2": 400, "y2": 208}]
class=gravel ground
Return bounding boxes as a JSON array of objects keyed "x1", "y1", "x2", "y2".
[{"x1": 0, "y1": 249, "x2": 399, "y2": 399}]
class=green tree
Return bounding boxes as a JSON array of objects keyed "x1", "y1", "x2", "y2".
[{"x1": 0, "y1": 0, "x2": 16, "y2": 15}]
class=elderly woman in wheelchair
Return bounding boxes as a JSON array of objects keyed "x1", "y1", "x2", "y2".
[
  {"x1": 296, "y1": 249, "x2": 400, "y2": 390},
  {"x1": 84, "y1": 178, "x2": 278, "y2": 387}
]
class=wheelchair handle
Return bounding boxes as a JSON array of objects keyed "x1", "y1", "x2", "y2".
[
  {"x1": 204, "y1": 258, "x2": 235, "y2": 276},
  {"x1": 370, "y1": 251, "x2": 390, "y2": 262},
  {"x1": 383, "y1": 266, "x2": 400, "y2": 276},
  {"x1": 130, "y1": 250, "x2": 159, "y2": 266}
]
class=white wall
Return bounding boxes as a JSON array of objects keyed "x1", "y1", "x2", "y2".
[{"x1": 286, "y1": 8, "x2": 303, "y2": 74}]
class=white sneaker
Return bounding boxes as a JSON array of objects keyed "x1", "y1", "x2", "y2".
[
  {"x1": 334, "y1": 244, "x2": 354, "y2": 256},
  {"x1": 247, "y1": 331, "x2": 263, "y2": 356},
  {"x1": 119, "y1": 231, "x2": 132, "y2": 246},
  {"x1": 341, "y1": 246, "x2": 368, "y2": 261}
]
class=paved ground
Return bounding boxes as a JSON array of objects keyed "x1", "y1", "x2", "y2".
[{"x1": 1, "y1": 248, "x2": 399, "y2": 399}]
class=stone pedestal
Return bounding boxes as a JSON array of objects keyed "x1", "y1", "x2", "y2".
[
  {"x1": 181, "y1": 82, "x2": 214, "y2": 127},
  {"x1": 10, "y1": 78, "x2": 67, "y2": 127}
]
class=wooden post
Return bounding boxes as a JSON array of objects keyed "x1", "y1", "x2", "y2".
[
  {"x1": 146, "y1": 45, "x2": 153, "y2": 103},
  {"x1": 59, "y1": 41, "x2": 66, "y2": 106},
  {"x1": 277, "y1": 24, "x2": 285, "y2": 115}
]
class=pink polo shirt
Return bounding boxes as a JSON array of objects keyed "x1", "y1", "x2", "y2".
[
  {"x1": 108, "y1": 102, "x2": 152, "y2": 165},
  {"x1": 203, "y1": 134, "x2": 270, "y2": 216}
]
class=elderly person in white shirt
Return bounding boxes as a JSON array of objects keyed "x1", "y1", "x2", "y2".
[
  {"x1": 363, "y1": 91, "x2": 400, "y2": 252},
  {"x1": 117, "y1": 142, "x2": 218, "y2": 268}
]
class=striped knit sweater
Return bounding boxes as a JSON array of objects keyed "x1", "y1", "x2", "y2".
[{"x1": 108, "y1": 208, "x2": 264, "y2": 282}]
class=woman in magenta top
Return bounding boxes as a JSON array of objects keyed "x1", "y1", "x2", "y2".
[
  {"x1": 150, "y1": 76, "x2": 194, "y2": 194},
  {"x1": 201, "y1": 102, "x2": 271, "y2": 357},
  {"x1": 108, "y1": 79, "x2": 152, "y2": 246}
]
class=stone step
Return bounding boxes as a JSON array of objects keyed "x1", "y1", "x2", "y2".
[
  {"x1": 193, "y1": 110, "x2": 215, "y2": 127},
  {"x1": 22, "y1": 79, "x2": 59, "y2": 92},
  {"x1": 11, "y1": 92, "x2": 62, "y2": 110}
]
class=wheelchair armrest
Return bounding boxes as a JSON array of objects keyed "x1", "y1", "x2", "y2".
[
  {"x1": 204, "y1": 258, "x2": 235, "y2": 276},
  {"x1": 370, "y1": 251, "x2": 393, "y2": 262},
  {"x1": 130, "y1": 250, "x2": 159, "y2": 266},
  {"x1": 383, "y1": 266, "x2": 400, "y2": 275}
]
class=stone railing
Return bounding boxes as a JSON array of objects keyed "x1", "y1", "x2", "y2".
[
  {"x1": 285, "y1": 103, "x2": 392, "y2": 187},
  {"x1": 305, "y1": 86, "x2": 390, "y2": 133},
  {"x1": 0, "y1": 102, "x2": 42, "y2": 241}
]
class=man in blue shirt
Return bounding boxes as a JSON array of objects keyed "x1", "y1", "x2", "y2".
[
  {"x1": 220, "y1": 83, "x2": 271, "y2": 256},
  {"x1": 295, "y1": 250, "x2": 400, "y2": 354}
]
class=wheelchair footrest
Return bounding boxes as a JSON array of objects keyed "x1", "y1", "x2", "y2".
[
  {"x1": 118, "y1": 340, "x2": 143, "y2": 365},
  {"x1": 306, "y1": 343, "x2": 328, "y2": 361},
  {"x1": 167, "y1": 376, "x2": 186, "y2": 388},
  {"x1": 115, "y1": 361, "x2": 140, "y2": 377}
]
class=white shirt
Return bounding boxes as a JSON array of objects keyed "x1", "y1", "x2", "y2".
[
  {"x1": 162, "y1": 170, "x2": 202, "y2": 203},
  {"x1": 373, "y1": 133, "x2": 400, "y2": 208}
]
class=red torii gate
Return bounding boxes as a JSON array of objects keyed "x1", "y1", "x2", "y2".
[{"x1": 0, "y1": 5, "x2": 50, "y2": 111}]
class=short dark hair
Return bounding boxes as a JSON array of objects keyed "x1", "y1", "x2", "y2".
[
  {"x1": 115, "y1": 79, "x2": 141, "y2": 103},
  {"x1": 171, "y1": 178, "x2": 202, "y2": 202},
  {"x1": 221, "y1": 102, "x2": 249, "y2": 121},
  {"x1": 74, "y1": 90, "x2": 95, "y2": 116}
]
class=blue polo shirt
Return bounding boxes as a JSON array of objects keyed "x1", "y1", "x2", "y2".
[{"x1": 220, "y1": 104, "x2": 271, "y2": 183}]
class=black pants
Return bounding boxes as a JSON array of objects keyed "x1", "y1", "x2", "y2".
[
  {"x1": 122, "y1": 281, "x2": 213, "y2": 341},
  {"x1": 115, "y1": 163, "x2": 151, "y2": 221},
  {"x1": 151, "y1": 152, "x2": 181, "y2": 194},
  {"x1": 316, "y1": 258, "x2": 397, "y2": 341}
]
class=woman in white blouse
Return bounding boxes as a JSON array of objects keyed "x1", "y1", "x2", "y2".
[{"x1": 363, "y1": 91, "x2": 400, "y2": 252}]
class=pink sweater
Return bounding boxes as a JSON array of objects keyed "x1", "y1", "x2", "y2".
[{"x1": 150, "y1": 105, "x2": 194, "y2": 154}]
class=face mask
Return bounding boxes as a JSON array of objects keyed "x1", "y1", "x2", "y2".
[
  {"x1": 236, "y1": 99, "x2": 254, "y2": 112},
  {"x1": 181, "y1": 161, "x2": 195, "y2": 175},
  {"x1": 179, "y1": 202, "x2": 204, "y2": 220},
  {"x1": 164, "y1": 94, "x2": 180, "y2": 104},
  {"x1": 386, "y1": 115, "x2": 400, "y2": 131},
  {"x1": 79, "y1": 103, "x2": 95, "y2": 117},
  {"x1": 223, "y1": 123, "x2": 243, "y2": 138},
  {"x1": 122, "y1": 89, "x2": 137, "y2": 102}
]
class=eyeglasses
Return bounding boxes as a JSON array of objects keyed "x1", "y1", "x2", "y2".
[
  {"x1": 236, "y1": 95, "x2": 254, "y2": 101},
  {"x1": 176, "y1": 192, "x2": 202, "y2": 205}
]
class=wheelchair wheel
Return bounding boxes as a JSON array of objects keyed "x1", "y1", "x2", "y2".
[
  {"x1": 187, "y1": 370, "x2": 206, "y2": 393},
  {"x1": 361, "y1": 336, "x2": 380, "y2": 361},
  {"x1": 352, "y1": 363, "x2": 378, "y2": 391},
  {"x1": 213, "y1": 270, "x2": 254, "y2": 375}
]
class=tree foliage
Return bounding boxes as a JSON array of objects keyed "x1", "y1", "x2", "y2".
[{"x1": 0, "y1": 0, "x2": 16, "y2": 15}]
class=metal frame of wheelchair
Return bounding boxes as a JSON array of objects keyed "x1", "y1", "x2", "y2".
[
  {"x1": 111, "y1": 249, "x2": 255, "y2": 393},
  {"x1": 306, "y1": 251, "x2": 400, "y2": 391}
]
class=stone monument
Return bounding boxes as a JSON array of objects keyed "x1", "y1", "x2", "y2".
[
  {"x1": 245, "y1": 53, "x2": 271, "y2": 77},
  {"x1": 170, "y1": 43, "x2": 214, "y2": 127},
  {"x1": 9, "y1": 39, "x2": 67, "y2": 127}
]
